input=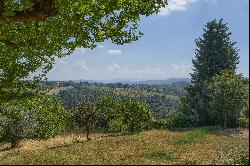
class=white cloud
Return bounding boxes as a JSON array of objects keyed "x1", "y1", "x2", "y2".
[
  {"x1": 105, "y1": 63, "x2": 165, "y2": 79},
  {"x1": 159, "y1": 0, "x2": 204, "y2": 16},
  {"x1": 46, "y1": 57, "x2": 88, "y2": 81},
  {"x1": 106, "y1": 49, "x2": 122, "y2": 55},
  {"x1": 73, "y1": 47, "x2": 86, "y2": 55},
  {"x1": 97, "y1": 45, "x2": 104, "y2": 49},
  {"x1": 168, "y1": 62, "x2": 192, "y2": 77},
  {"x1": 105, "y1": 63, "x2": 122, "y2": 72},
  {"x1": 58, "y1": 59, "x2": 68, "y2": 65},
  {"x1": 74, "y1": 60, "x2": 88, "y2": 71}
]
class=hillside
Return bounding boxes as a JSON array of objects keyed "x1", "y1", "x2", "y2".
[
  {"x1": 50, "y1": 81, "x2": 186, "y2": 117},
  {"x1": 0, "y1": 127, "x2": 248, "y2": 165},
  {"x1": 135, "y1": 78, "x2": 191, "y2": 85}
]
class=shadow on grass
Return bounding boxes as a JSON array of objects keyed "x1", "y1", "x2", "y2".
[
  {"x1": 142, "y1": 150, "x2": 180, "y2": 161},
  {"x1": 47, "y1": 138, "x2": 89, "y2": 151},
  {"x1": 0, "y1": 146, "x2": 12, "y2": 152},
  {"x1": 104, "y1": 132, "x2": 138, "y2": 138},
  {"x1": 47, "y1": 143, "x2": 74, "y2": 151}
]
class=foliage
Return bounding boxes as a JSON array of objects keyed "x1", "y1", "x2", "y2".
[
  {"x1": 0, "y1": 96, "x2": 68, "y2": 141},
  {"x1": 183, "y1": 19, "x2": 240, "y2": 126},
  {"x1": 29, "y1": 96, "x2": 69, "y2": 138},
  {"x1": 96, "y1": 97, "x2": 154, "y2": 133},
  {"x1": 0, "y1": 102, "x2": 38, "y2": 148},
  {"x1": 151, "y1": 118, "x2": 170, "y2": 129},
  {"x1": 239, "y1": 111, "x2": 249, "y2": 128},
  {"x1": 0, "y1": 0, "x2": 167, "y2": 101},
  {"x1": 207, "y1": 70, "x2": 249, "y2": 128},
  {"x1": 55, "y1": 81, "x2": 183, "y2": 119},
  {"x1": 71, "y1": 101, "x2": 101, "y2": 140},
  {"x1": 57, "y1": 84, "x2": 119, "y2": 109}
]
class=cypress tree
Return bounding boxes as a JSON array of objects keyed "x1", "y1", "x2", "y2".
[{"x1": 185, "y1": 19, "x2": 240, "y2": 126}]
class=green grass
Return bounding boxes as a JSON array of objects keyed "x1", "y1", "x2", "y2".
[
  {"x1": 173, "y1": 126, "x2": 222, "y2": 145},
  {"x1": 0, "y1": 127, "x2": 248, "y2": 165}
]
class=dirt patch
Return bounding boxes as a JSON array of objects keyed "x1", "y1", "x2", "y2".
[
  {"x1": 46, "y1": 86, "x2": 74, "y2": 95},
  {"x1": 218, "y1": 128, "x2": 249, "y2": 138}
]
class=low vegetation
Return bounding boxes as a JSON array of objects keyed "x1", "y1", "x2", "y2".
[{"x1": 0, "y1": 127, "x2": 248, "y2": 165}]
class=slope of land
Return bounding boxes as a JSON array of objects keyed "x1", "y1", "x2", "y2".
[{"x1": 0, "y1": 127, "x2": 248, "y2": 165}]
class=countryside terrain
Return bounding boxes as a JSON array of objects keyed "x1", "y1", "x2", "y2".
[
  {"x1": 0, "y1": 127, "x2": 248, "y2": 165},
  {"x1": 0, "y1": 1, "x2": 249, "y2": 165}
]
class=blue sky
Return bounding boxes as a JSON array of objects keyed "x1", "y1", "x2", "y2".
[{"x1": 47, "y1": 0, "x2": 249, "y2": 81}]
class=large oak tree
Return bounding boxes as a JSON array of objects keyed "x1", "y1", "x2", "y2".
[{"x1": 0, "y1": 0, "x2": 168, "y2": 101}]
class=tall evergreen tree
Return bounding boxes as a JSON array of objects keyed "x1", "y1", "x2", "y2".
[{"x1": 184, "y1": 19, "x2": 240, "y2": 126}]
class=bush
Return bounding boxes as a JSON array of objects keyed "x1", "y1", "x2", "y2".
[
  {"x1": 96, "y1": 97, "x2": 154, "y2": 133},
  {"x1": 0, "y1": 104, "x2": 38, "y2": 148},
  {"x1": 239, "y1": 111, "x2": 249, "y2": 128},
  {"x1": 107, "y1": 118, "x2": 128, "y2": 133},
  {"x1": 151, "y1": 119, "x2": 170, "y2": 129},
  {"x1": 207, "y1": 70, "x2": 249, "y2": 128},
  {"x1": 0, "y1": 96, "x2": 69, "y2": 142},
  {"x1": 25, "y1": 96, "x2": 69, "y2": 139}
]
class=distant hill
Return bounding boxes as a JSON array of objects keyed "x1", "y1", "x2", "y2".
[
  {"x1": 135, "y1": 78, "x2": 191, "y2": 85},
  {"x1": 63, "y1": 78, "x2": 191, "y2": 85}
]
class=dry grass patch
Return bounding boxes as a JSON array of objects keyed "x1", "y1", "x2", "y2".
[{"x1": 0, "y1": 128, "x2": 248, "y2": 165}]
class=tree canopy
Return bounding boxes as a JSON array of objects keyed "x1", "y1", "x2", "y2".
[{"x1": 0, "y1": 0, "x2": 168, "y2": 101}]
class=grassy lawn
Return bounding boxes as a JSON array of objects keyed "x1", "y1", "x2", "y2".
[{"x1": 0, "y1": 127, "x2": 248, "y2": 165}]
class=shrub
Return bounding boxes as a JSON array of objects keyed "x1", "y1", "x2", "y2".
[
  {"x1": 25, "y1": 96, "x2": 69, "y2": 139},
  {"x1": 239, "y1": 111, "x2": 249, "y2": 128},
  {"x1": 207, "y1": 70, "x2": 249, "y2": 128},
  {"x1": 107, "y1": 118, "x2": 128, "y2": 133},
  {"x1": 96, "y1": 97, "x2": 154, "y2": 133},
  {"x1": 0, "y1": 104, "x2": 38, "y2": 148},
  {"x1": 0, "y1": 96, "x2": 69, "y2": 142},
  {"x1": 151, "y1": 119, "x2": 170, "y2": 129}
]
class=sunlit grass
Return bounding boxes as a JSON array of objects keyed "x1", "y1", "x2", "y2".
[{"x1": 0, "y1": 128, "x2": 248, "y2": 165}]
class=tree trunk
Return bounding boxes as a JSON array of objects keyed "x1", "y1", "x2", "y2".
[
  {"x1": 10, "y1": 140, "x2": 18, "y2": 148},
  {"x1": 224, "y1": 111, "x2": 227, "y2": 128},
  {"x1": 86, "y1": 125, "x2": 91, "y2": 141}
]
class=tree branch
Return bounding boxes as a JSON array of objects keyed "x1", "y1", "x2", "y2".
[{"x1": 0, "y1": 0, "x2": 58, "y2": 22}]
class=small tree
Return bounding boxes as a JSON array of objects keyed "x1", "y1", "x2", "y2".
[
  {"x1": 0, "y1": 103, "x2": 38, "y2": 148},
  {"x1": 207, "y1": 70, "x2": 249, "y2": 128},
  {"x1": 72, "y1": 101, "x2": 100, "y2": 141}
]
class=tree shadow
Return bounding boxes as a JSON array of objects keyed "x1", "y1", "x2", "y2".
[
  {"x1": 47, "y1": 143, "x2": 74, "y2": 151},
  {"x1": 0, "y1": 146, "x2": 12, "y2": 152},
  {"x1": 103, "y1": 132, "x2": 138, "y2": 138},
  {"x1": 47, "y1": 138, "x2": 90, "y2": 151}
]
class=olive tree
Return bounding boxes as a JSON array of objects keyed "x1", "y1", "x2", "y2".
[{"x1": 71, "y1": 101, "x2": 101, "y2": 141}]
